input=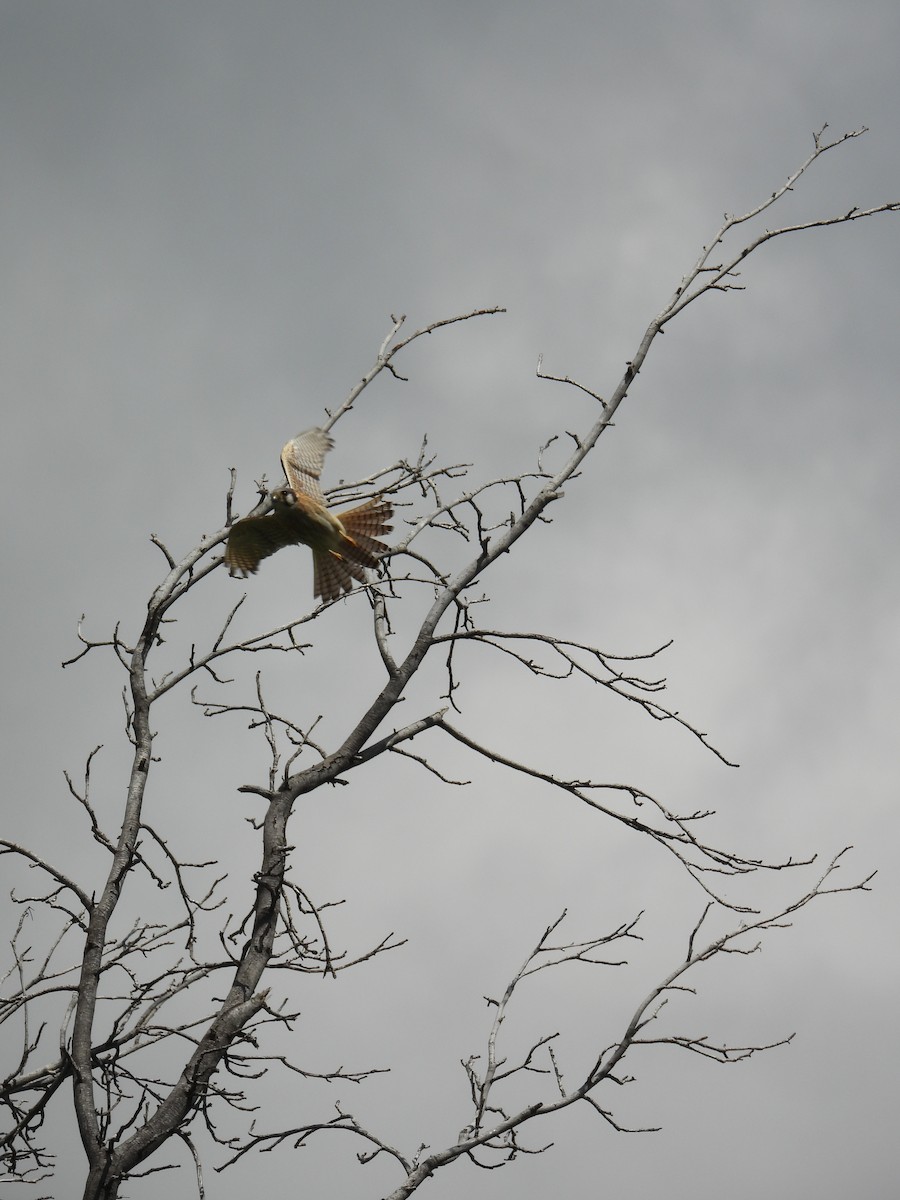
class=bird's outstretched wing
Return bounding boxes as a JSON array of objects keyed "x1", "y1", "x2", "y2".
[
  {"x1": 280, "y1": 428, "x2": 334, "y2": 505},
  {"x1": 227, "y1": 428, "x2": 393, "y2": 594},
  {"x1": 225, "y1": 509, "x2": 306, "y2": 577}
]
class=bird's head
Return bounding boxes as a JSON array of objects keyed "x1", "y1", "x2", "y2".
[{"x1": 270, "y1": 486, "x2": 297, "y2": 510}]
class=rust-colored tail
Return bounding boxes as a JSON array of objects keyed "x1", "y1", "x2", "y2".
[
  {"x1": 338, "y1": 498, "x2": 394, "y2": 567},
  {"x1": 312, "y1": 497, "x2": 393, "y2": 602}
]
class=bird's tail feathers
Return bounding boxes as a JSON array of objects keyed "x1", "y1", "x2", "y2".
[
  {"x1": 313, "y1": 497, "x2": 393, "y2": 602},
  {"x1": 313, "y1": 551, "x2": 366, "y2": 603},
  {"x1": 338, "y1": 498, "x2": 393, "y2": 568}
]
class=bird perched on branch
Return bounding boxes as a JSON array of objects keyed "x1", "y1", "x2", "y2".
[{"x1": 225, "y1": 428, "x2": 393, "y2": 603}]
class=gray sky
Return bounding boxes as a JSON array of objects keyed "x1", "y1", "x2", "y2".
[{"x1": 2, "y1": 2, "x2": 898, "y2": 1197}]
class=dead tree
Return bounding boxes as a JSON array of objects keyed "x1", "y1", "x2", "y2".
[{"x1": 1, "y1": 127, "x2": 894, "y2": 1200}]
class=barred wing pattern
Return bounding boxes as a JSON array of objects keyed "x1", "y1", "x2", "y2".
[
  {"x1": 224, "y1": 499, "x2": 304, "y2": 577},
  {"x1": 280, "y1": 428, "x2": 333, "y2": 505}
]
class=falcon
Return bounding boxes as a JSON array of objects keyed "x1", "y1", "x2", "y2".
[{"x1": 225, "y1": 428, "x2": 393, "y2": 603}]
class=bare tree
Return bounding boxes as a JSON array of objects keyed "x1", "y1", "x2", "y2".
[{"x1": 1, "y1": 128, "x2": 895, "y2": 1200}]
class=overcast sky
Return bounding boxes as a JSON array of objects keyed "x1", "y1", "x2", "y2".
[{"x1": 2, "y1": 3, "x2": 899, "y2": 1198}]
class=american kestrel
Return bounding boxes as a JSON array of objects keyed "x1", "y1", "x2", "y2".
[{"x1": 225, "y1": 428, "x2": 393, "y2": 603}]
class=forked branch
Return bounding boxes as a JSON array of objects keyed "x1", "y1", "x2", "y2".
[{"x1": 4, "y1": 133, "x2": 891, "y2": 1195}]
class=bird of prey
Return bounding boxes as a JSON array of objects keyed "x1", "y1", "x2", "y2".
[{"x1": 225, "y1": 428, "x2": 393, "y2": 603}]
